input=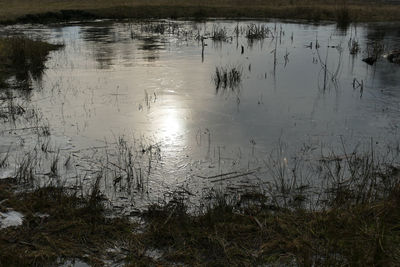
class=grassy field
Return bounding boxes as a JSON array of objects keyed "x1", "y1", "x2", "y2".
[{"x1": 0, "y1": 0, "x2": 399, "y2": 23}]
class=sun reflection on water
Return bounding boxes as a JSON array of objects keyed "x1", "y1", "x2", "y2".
[
  {"x1": 160, "y1": 108, "x2": 183, "y2": 138},
  {"x1": 149, "y1": 99, "x2": 187, "y2": 148}
]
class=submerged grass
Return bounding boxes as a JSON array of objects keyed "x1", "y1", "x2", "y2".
[{"x1": 0, "y1": 0, "x2": 399, "y2": 24}]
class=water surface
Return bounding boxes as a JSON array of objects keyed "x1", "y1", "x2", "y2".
[{"x1": 1, "y1": 20, "x2": 399, "y2": 211}]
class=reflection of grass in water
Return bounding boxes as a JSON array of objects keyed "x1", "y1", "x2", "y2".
[
  {"x1": 349, "y1": 37, "x2": 361, "y2": 55},
  {"x1": 246, "y1": 24, "x2": 272, "y2": 40},
  {"x1": 363, "y1": 40, "x2": 385, "y2": 65},
  {"x1": 213, "y1": 65, "x2": 242, "y2": 91},
  {"x1": 0, "y1": 37, "x2": 62, "y2": 123},
  {"x1": 211, "y1": 25, "x2": 230, "y2": 42},
  {"x1": 139, "y1": 21, "x2": 180, "y2": 35},
  {"x1": 0, "y1": 37, "x2": 62, "y2": 89}
]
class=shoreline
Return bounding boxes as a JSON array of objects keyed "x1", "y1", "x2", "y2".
[{"x1": 0, "y1": 1, "x2": 400, "y2": 25}]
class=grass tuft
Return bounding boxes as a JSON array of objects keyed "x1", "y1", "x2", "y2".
[
  {"x1": 213, "y1": 65, "x2": 242, "y2": 91},
  {"x1": 246, "y1": 24, "x2": 271, "y2": 40}
]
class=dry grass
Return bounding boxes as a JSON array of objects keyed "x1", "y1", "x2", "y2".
[
  {"x1": 134, "y1": 185, "x2": 400, "y2": 266},
  {"x1": 2, "y1": 178, "x2": 400, "y2": 266},
  {"x1": 0, "y1": 0, "x2": 399, "y2": 23},
  {"x1": 0, "y1": 179, "x2": 141, "y2": 266},
  {"x1": 133, "y1": 148, "x2": 400, "y2": 266},
  {"x1": 138, "y1": 177, "x2": 400, "y2": 265}
]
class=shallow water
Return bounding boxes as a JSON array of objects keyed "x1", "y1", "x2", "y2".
[
  {"x1": 1, "y1": 20, "x2": 400, "y2": 211},
  {"x1": 0, "y1": 211, "x2": 24, "y2": 229}
]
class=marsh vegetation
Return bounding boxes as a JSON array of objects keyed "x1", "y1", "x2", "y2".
[
  {"x1": 213, "y1": 65, "x2": 242, "y2": 90},
  {"x1": 0, "y1": 18, "x2": 400, "y2": 266},
  {"x1": 2, "y1": 144, "x2": 400, "y2": 266}
]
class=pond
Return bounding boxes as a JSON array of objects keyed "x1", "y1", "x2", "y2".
[{"x1": 1, "y1": 19, "x2": 400, "y2": 213}]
